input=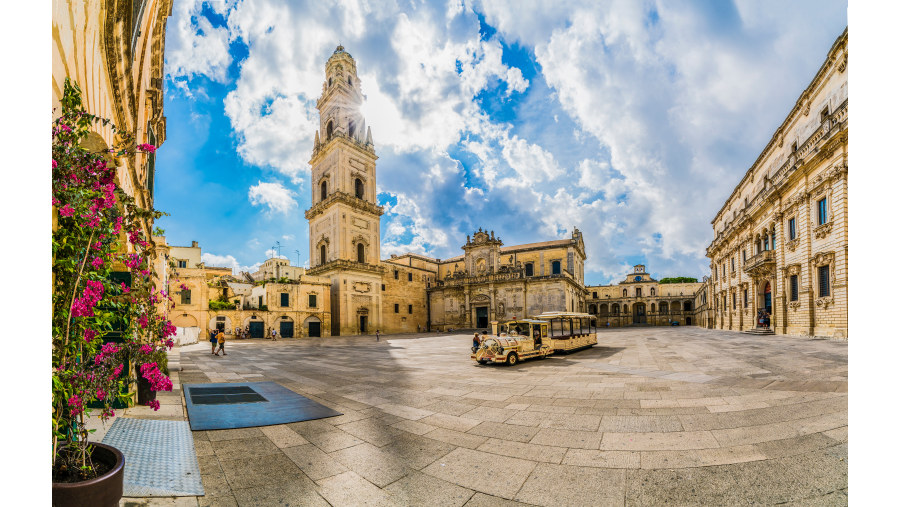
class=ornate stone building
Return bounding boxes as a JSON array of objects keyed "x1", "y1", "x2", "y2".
[
  {"x1": 706, "y1": 29, "x2": 848, "y2": 338},
  {"x1": 305, "y1": 47, "x2": 588, "y2": 335},
  {"x1": 427, "y1": 229, "x2": 587, "y2": 330},
  {"x1": 585, "y1": 265, "x2": 704, "y2": 327}
]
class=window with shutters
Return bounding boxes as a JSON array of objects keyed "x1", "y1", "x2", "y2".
[
  {"x1": 177, "y1": 260, "x2": 187, "y2": 268},
  {"x1": 818, "y1": 265, "x2": 830, "y2": 297},
  {"x1": 525, "y1": 263, "x2": 534, "y2": 276},
  {"x1": 789, "y1": 217, "x2": 796, "y2": 240},
  {"x1": 551, "y1": 261, "x2": 561, "y2": 275},
  {"x1": 308, "y1": 294, "x2": 317, "y2": 308},
  {"x1": 180, "y1": 289, "x2": 191, "y2": 304},
  {"x1": 790, "y1": 275, "x2": 799, "y2": 301},
  {"x1": 280, "y1": 293, "x2": 289, "y2": 307}
]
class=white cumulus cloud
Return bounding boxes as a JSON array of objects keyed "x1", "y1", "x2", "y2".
[{"x1": 248, "y1": 181, "x2": 297, "y2": 215}]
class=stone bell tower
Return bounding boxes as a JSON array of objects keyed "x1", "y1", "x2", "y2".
[{"x1": 305, "y1": 45, "x2": 385, "y2": 336}]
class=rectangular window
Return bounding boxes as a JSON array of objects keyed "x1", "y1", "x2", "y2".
[
  {"x1": 789, "y1": 218, "x2": 796, "y2": 240},
  {"x1": 177, "y1": 260, "x2": 187, "y2": 268},
  {"x1": 790, "y1": 275, "x2": 799, "y2": 301},
  {"x1": 407, "y1": 272, "x2": 413, "y2": 282},
  {"x1": 525, "y1": 263, "x2": 534, "y2": 276},
  {"x1": 394, "y1": 270, "x2": 399, "y2": 280},
  {"x1": 742, "y1": 250, "x2": 746, "y2": 262},
  {"x1": 818, "y1": 198, "x2": 827, "y2": 225},
  {"x1": 763, "y1": 236, "x2": 769, "y2": 251},
  {"x1": 743, "y1": 289, "x2": 748, "y2": 308},
  {"x1": 408, "y1": 305, "x2": 413, "y2": 314},
  {"x1": 732, "y1": 293, "x2": 736, "y2": 309},
  {"x1": 308, "y1": 294, "x2": 317, "y2": 308},
  {"x1": 394, "y1": 303, "x2": 399, "y2": 313},
  {"x1": 180, "y1": 289, "x2": 191, "y2": 304},
  {"x1": 818, "y1": 265, "x2": 830, "y2": 297},
  {"x1": 280, "y1": 293, "x2": 289, "y2": 307},
  {"x1": 731, "y1": 257, "x2": 735, "y2": 272},
  {"x1": 381, "y1": 284, "x2": 385, "y2": 291},
  {"x1": 592, "y1": 292, "x2": 597, "y2": 298}
]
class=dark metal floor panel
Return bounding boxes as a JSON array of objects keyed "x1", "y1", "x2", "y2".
[{"x1": 183, "y1": 381, "x2": 342, "y2": 431}]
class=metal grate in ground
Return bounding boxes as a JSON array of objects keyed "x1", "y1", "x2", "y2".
[{"x1": 101, "y1": 417, "x2": 204, "y2": 497}]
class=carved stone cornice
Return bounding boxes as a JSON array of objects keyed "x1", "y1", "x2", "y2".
[
  {"x1": 786, "y1": 238, "x2": 800, "y2": 252},
  {"x1": 815, "y1": 296, "x2": 835, "y2": 309},
  {"x1": 813, "y1": 222, "x2": 833, "y2": 239},
  {"x1": 305, "y1": 191, "x2": 385, "y2": 220},
  {"x1": 789, "y1": 301, "x2": 801, "y2": 310},
  {"x1": 307, "y1": 259, "x2": 385, "y2": 276}
]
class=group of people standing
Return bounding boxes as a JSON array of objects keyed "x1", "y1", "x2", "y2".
[{"x1": 209, "y1": 329, "x2": 227, "y2": 356}]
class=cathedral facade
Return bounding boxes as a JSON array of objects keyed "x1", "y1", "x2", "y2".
[{"x1": 304, "y1": 47, "x2": 588, "y2": 335}]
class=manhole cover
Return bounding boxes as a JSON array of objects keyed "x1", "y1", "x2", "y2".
[{"x1": 188, "y1": 385, "x2": 268, "y2": 405}]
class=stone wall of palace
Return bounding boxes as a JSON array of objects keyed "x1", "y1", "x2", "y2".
[{"x1": 706, "y1": 29, "x2": 848, "y2": 339}]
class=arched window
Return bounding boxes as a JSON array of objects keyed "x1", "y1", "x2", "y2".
[
  {"x1": 320, "y1": 181, "x2": 327, "y2": 201},
  {"x1": 349, "y1": 120, "x2": 356, "y2": 139},
  {"x1": 650, "y1": 287, "x2": 656, "y2": 296},
  {"x1": 623, "y1": 304, "x2": 628, "y2": 313},
  {"x1": 348, "y1": 76, "x2": 352, "y2": 86},
  {"x1": 771, "y1": 230, "x2": 776, "y2": 251},
  {"x1": 588, "y1": 304, "x2": 597, "y2": 314},
  {"x1": 320, "y1": 244, "x2": 327, "y2": 266},
  {"x1": 326, "y1": 121, "x2": 334, "y2": 140},
  {"x1": 599, "y1": 304, "x2": 608, "y2": 316},
  {"x1": 328, "y1": 77, "x2": 332, "y2": 87},
  {"x1": 651, "y1": 303, "x2": 656, "y2": 313},
  {"x1": 623, "y1": 288, "x2": 627, "y2": 297},
  {"x1": 660, "y1": 302, "x2": 669, "y2": 314},
  {"x1": 612, "y1": 304, "x2": 619, "y2": 315},
  {"x1": 357, "y1": 243, "x2": 365, "y2": 263},
  {"x1": 636, "y1": 288, "x2": 642, "y2": 297},
  {"x1": 355, "y1": 178, "x2": 364, "y2": 199},
  {"x1": 551, "y1": 260, "x2": 561, "y2": 275}
]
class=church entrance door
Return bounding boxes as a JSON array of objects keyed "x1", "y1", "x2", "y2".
[
  {"x1": 633, "y1": 303, "x2": 647, "y2": 325},
  {"x1": 359, "y1": 315, "x2": 368, "y2": 334},
  {"x1": 476, "y1": 306, "x2": 489, "y2": 329}
]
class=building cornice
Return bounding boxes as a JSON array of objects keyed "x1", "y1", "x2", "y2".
[{"x1": 305, "y1": 191, "x2": 385, "y2": 220}]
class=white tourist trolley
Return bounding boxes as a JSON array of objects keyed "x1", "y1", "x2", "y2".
[{"x1": 533, "y1": 311, "x2": 598, "y2": 353}]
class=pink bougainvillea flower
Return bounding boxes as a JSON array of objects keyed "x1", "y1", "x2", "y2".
[
  {"x1": 52, "y1": 159, "x2": 58, "y2": 169},
  {"x1": 91, "y1": 256, "x2": 104, "y2": 269},
  {"x1": 59, "y1": 204, "x2": 75, "y2": 217},
  {"x1": 83, "y1": 328, "x2": 97, "y2": 342},
  {"x1": 137, "y1": 143, "x2": 157, "y2": 153},
  {"x1": 147, "y1": 399, "x2": 161, "y2": 410},
  {"x1": 138, "y1": 315, "x2": 148, "y2": 328},
  {"x1": 121, "y1": 282, "x2": 130, "y2": 293}
]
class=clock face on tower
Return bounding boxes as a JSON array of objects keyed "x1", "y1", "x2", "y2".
[{"x1": 635, "y1": 276, "x2": 642, "y2": 281}]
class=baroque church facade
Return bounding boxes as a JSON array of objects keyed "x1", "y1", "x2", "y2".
[{"x1": 304, "y1": 46, "x2": 590, "y2": 335}]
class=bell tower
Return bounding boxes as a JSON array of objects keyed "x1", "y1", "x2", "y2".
[{"x1": 305, "y1": 46, "x2": 384, "y2": 336}]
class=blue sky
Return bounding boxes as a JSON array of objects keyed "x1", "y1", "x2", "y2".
[{"x1": 157, "y1": 0, "x2": 847, "y2": 284}]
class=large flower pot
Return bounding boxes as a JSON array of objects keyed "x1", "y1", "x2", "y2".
[
  {"x1": 137, "y1": 376, "x2": 156, "y2": 405},
  {"x1": 52, "y1": 442, "x2": 125, "y2": 507}
]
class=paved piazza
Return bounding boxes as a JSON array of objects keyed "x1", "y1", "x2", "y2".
[{"x1": 127, "y1": 328, "x2": 847, "y2": 506}]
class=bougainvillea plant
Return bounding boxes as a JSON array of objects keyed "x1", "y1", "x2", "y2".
[{"x1": 52, "y1": 78, "x2": 175, "y2": 481}]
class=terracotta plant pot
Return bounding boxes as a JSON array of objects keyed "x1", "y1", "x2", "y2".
[
  {"x1": 137, "y1": 376, "x2": 156, "y2": 405},
  {"x1": 52, "y1": 442, "x2": 125, "y2": 507}
]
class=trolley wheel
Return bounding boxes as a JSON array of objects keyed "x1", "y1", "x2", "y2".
[{"x1": 506, "y1": 353, "x2": 519, "y2": 366}]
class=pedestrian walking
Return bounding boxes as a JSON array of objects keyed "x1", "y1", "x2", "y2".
[
  {"x1": 215, "y1": 330, "x2": 227, "y2": 356},
  {"x1": 472, "y1": 332, "x2": 480, "y2": 352},
  {"x1": 376, "y1": 329, "x2": 381, "y2": 342},
  {"x1": 209, "y1": 328, "x2": 218, "y2": 354},
  {"x1": 271, "y1": 327, "x2": 277, "y2": 341}
]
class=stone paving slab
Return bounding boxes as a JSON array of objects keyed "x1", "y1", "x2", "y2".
[{"x1": 116, "y1": 328, "x2": 847, "y2": 505}]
